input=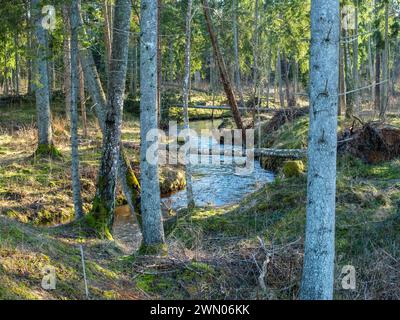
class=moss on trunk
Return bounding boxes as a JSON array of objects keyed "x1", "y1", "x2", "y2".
[{"x1": 85, "y1": 195, "x2": 114, "y2": 240}]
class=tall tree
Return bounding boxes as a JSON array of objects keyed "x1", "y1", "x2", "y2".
[
  {"x1": 63, "y1": 5, "x2": 72, "y2": 120},
  {"x1": 70, "y1": 0, "x2": 84, "y2": 220},
  {"x1": 183, "y1": 0, "x2": 195, "y2": 209},
  {"x1": 232, "y1": 0, "x2": 245, "y2": 110},
  {"x1": 88, "y1": 0, "x2": 132, "y2": 239},
  {"x1": 31, "y1": 0, "x2": 54, "y2": 154},
  {"x1": 202, "y1": 0, "x2": 244, "y2": 138},
  {"x1": 140, "y1": 0, "x2": 166, "y2": 247},
  {"x1": 78, "y1": 8, "x2": 142, "y2": 229},
  {"x1": 300, "y1": 0, "x2": 339, "y2": 300}
]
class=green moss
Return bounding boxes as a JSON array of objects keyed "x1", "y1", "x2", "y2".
[
  {"x1": 282, "y1": 160, "x2": 305, "y2": 178},
  {"x1": 35, "y1": 144, "x2": 62, "y2": 159},
  {"x1": 138, "y1": 243, "x2": 168, "y2": 256},
  {"x1": 85, "y1": 197, "x2": 113, "y2": 240}
]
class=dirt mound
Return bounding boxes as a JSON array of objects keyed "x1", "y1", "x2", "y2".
[
  {"x1": 264, "y1": 108, "x2": 309, "y2": 135},
  {"x1": 338, "y1": 122, "x2": 400, "y2": 164}
]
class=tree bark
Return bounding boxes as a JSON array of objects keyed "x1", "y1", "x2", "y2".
[
  {"x1": 31, "y1": 0, "x2": 53, "y2": 151},
  {"x1": 79, "y1": 59, "x2": 88, "y2": 138},
  {"x1": 300, "y1": 0, "x2": 339, "y2": 300},
  {"x1": 183, "y1": 0, "x2": 195, "y2": 209},
  {"x1": 140, "y1": 0, "x2": 166, "y2": 247},
  {"x1": 78, "y1": 12, "x2": 142, "y2": 229},
  {"x1": 202, "y1": 0, "x2": 244, "y2": 137},
  {"x1": 232, "y1": 0, "x2": 245, "y2": 110},
  {"x1": 277, "y1": 48, "x2": 285, "y2": 108},
  {"x1": 70, "y1": 0, "x2": 84, "y2": 220},
  {"x1": 89, "y1": 0, "x2": 132, "y2": 239},
  {"x1": 63, "y1": 5, "x2": 72, "y2": 120},
  {"x1": 380, "y1": 1, "x2": 389, "y2": 120}
]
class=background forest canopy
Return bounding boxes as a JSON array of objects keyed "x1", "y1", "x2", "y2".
[{"x1": 0, "y1": 0, "x2": 398, "y2": 101}]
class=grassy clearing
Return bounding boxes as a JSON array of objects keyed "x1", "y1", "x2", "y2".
[{"x1": 0, "y1": 215, "x2": 144, "y2": 300}]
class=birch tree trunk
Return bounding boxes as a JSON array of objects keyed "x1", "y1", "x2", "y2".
[
  {"x1": 31, "y1": 0, "x2": 54, "y2": 152},
  {"x1": 300, "y1": 0, "x2": 339, "y2": 300},
  {"x1": 89, "y1": 0, "x2": 132, "y2": 239},
  {"x1": 70, "y1": 0, "x2": 84, "y2": 220},
  {"x1": 140, "y1": 0, "x2": 166, "y2": 247},
  {"x1": 183, "y1": 0, "x2": 195, "y2": 209}
]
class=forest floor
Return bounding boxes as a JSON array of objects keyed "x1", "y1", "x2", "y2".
[{"x1": 0, "y1": 93, "x2": 400, "y2": 300}]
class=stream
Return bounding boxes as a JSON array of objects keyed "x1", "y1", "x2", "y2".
[
  {"x1": 113, "y1": 119, "x2": 274, "y2": 253},
  {"x1": 162, "y1": 119, "x2": 274, "y2": 211}
]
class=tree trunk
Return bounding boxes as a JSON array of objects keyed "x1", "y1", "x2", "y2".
[
  {"x1": 232, "y1": 0, "x2": 245, "y2": 110},
  {"x1": 89, "y1": 0, "x2": 132, "y2": 239},
  {"x1": 277, "y1": 49, "x2": 285, "y2": 108},
  {"x1": 140, "y1": 0, "x2": 166, "y2": 247},
  {"x1": 31, "y1": 0, "x2": 54, "y2": 151},
  {"x1": 375, "y1": 50, "x2": 381, "y2": 112},
  {"x1": 252, "y1": 0, "x2": 260, "y2": 99},
  {"x1": 344, "y1": 26, "x2": 354, "y2": 118},
  {"x1": 339, "y1": 43, "x2": 346, "y2": 115},
  {"x1": 14, "y1": 33, "x2": 20, "y2": 96},
  {"x1": 353, "y1": 4, "x2": 360, "y2": 112},
  {"x1": 202, "y1": 0, "x2": 244, "y2": 137},
  {"x1": 79, "y1": 58, "x2": 88, "y2": 138},
  {"x1": 182, "y1": 0, "x2": 195, "y2": 209},
  {"x1": 103, "y1": 0, "x2": 112, "y2": 87},
  {"x1": 70, "y1": 0, "x2": 84, "y2": 220},
  {"x1": 63, "y1": 5, "x2": 72, "y2": 120},
  {"x1": 157, "y1": 0, "x2": 163, "y2": 127},
  {"x1": 380, "y1": 1, "x2": 389, "y2": 120},
  {"x1": 78, "y1": 12, "x2": 142, "y2": 228},
  {"x1": 300, "y1": 0, "x2": 339, "y2": 300},
  {"x1": 368, "y1": 25, "x2": 375, "y2": 102}
]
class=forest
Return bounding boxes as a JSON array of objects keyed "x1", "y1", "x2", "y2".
[{"x1": 0, "y1": 0, "x2": 399, "y2": 302}]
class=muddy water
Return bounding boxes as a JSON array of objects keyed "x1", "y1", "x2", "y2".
[{"x1": 113, "y1": 119, "x2": 274, "y2": 253}]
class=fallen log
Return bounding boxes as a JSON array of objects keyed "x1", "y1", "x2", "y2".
[{"x1": 254, "y1": 148, "x2": 307, "y2": 159}]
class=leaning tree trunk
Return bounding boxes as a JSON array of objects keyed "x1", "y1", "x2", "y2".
[
  {"x1": 182, "y1": 0, "x2": 195, "y2": 209},
  {"x1": 31, "y1": 0, "x2": 54, "y2": 153},
  {"x1": 202, "y1": 0, "x2": 244, "y2": 138},
  {"x1": 140, "y1": 0, "x2": 166, "y2": 247},
  {"x1": 300, "y1": 0, "x2": 339, "y2": 300},
  {"x1": 232, "y1": 0, "x2": 245, "y2": 110},
  {"x1": 70, "y1": 0, "x2": 84, "y2": 220},
  {"x1": 88, "y1": 0, "x2": 132, "y2": 239}
]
